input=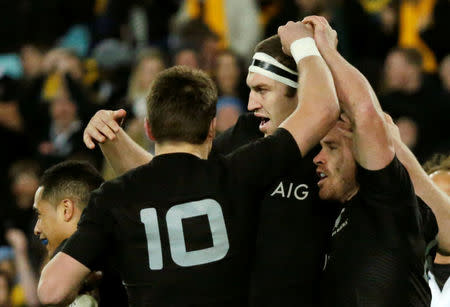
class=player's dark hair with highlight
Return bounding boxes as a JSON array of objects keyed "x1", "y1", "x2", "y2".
[
  {"x1": 254, "y1": 35, "x2": 298, "y2": 98},
  {"x1": 40, "y1": 161, "x2": 104, "y2": 209},
  {"x1": 147, "y1": 66, "x2": 217, "y2": 144}
]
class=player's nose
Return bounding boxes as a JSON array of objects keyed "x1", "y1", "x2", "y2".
[
  {"x1": 247, "y1": 92, "x2": 261, "y2": 111},
  {"x1": 33, "y1": 221, "x2": 41, "y2": 237},
  {"x1": 313, "y1": 150, "x2": 325, "y2": 166}
]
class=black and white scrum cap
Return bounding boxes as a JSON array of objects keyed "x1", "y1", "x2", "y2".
[{"x1": 248, "y1": 52, "x2": 298, "y2": 88}]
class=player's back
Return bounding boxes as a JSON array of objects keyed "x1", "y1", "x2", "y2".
[{"x1": 109, "y1": 153, "x2": 257, "y2": 306}]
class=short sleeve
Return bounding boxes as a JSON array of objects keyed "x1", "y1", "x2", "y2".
[
  {"x1": 224, "y1": 128, "x2": 302, "y2": 193},
  {"x1": 62, "y1": 190, "x2": 114, "y2": 271},
  {"x1": 357, "y1": 156, "x2": 416, "y2": 208}
]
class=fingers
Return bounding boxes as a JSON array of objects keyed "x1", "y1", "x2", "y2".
[
  {"x1": 83, "y1": 133, "x2": 96, "y2": 149},
  {"x1": 340, "y1": 112, "x2": 351, "y2": 124},
  {"x1": 112, "y1": 109, "x2": 127, "y2": 125},
  {"x1": 98, "y1": 118, "x2": 118, "y2": 140},
  {"x1": 302, "y1": 16, "x2": 320, "y2": 28},
  {"x1": 83, "y1": 109, "x2": 124, "y2": 149},
  {"x1": 303, "y1": 15, "x2": 329, "y2": 27},
  {"x1": 83, "y1": 126, "x2": 104, "y2": 149}
]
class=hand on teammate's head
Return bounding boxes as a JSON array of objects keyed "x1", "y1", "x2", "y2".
[
  {"x1": 83, "y1": 109, "x2": 127, "y2": 149},
  {"x1": 302, "y1": 15, "x2": 338, "y2": 54},
  {"x1": 278, "y1": 21, "x2": 314, "y2": 57},
  {"x1": 332, "y1": 113, "x2": 352, "y2": 139}
]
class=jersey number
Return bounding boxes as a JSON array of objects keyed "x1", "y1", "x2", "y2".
[{"x1": 140, "y1": 199, "x2": 230, "y2": 270}]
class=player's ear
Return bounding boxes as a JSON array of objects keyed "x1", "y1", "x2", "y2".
[
  {"x1": 61, "y1": 199, "x2": 75, "y2": 222},
  {"x1": 208, "y1": 117, "x2": 216, "y2": 141},
  {"x1": 144, "y1": 118, "x2": 156, "y2": 141}
]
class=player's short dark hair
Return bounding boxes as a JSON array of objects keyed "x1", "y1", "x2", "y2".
[
  {"x1": 423, "y1": 153, "x2": 450, "y2": 174},
  {"x1": 147, "y1": 66, "x2": 217, "y2": 144},
  {"x1": 40, "y1": 161, "x2": 104, "y2": 209},
  {"x1": 254, "y1": 35, "x2": 298, "y2": 98}
]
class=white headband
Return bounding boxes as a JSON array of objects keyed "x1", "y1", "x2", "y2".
[{"x1": 248, "y1": 52, "x2": 298, "y2": 88}]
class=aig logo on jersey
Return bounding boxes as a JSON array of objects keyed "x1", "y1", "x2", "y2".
[{"x1": 270, "y1": 182, "x2": 309, "y2": 200}]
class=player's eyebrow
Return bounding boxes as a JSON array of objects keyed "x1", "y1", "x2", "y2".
[
  {"x1": 253, "y1": 84, "x2": 270, "y2": 90},
  {"x1": 322, "y1": 140, "x2": 338, "y2": 148}
]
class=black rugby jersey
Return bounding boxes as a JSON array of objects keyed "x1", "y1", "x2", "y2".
[
  {"x1": 213, "y1": 113, "x2": 338, "y2": 306},
  {"x1": 62, "y1": 128, "x2": 302, "y2": 307},
  {"x1": 321, "y1": 157, "x2": 434, "y2": 307}
]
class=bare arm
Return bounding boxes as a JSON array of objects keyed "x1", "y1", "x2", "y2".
[
  {"x1": 385, "y1": 115, "x2": 450, "y2": 255},
  {"x1": 278, "y1": 22, "x2": 340, "y2": 155},
  {"x1": 38, "y1": 252, "x2": 90, "y2": 306},
  {"x1": 304, "y1": 16, "x2": 394, "y2": 170},
  {"x1": 100, "y1": 127, "x2": 152, "y2": 175},
  {"x1": 83, "y1": 109, "x2": 152, "y2": 175},
  {"x1": 6, "y1": 229, "x2": 39, "y2": 307}
]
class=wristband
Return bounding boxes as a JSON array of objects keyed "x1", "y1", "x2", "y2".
[{"x1": 290, "y1": 37, "x2": 321, "y2": 64}]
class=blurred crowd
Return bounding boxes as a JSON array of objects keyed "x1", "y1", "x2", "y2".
[{"x1": 0, "y1": 0, "x2": 448, "y2": 306}]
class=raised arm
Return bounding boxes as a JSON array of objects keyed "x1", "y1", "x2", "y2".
[
  {"x1": 83, "y1": 109, "x2": 152, "y2": 175},
  {"x1": 385, "y1": 115, "x2": 450, "y2": 255},
  {"x1": 304, "y1": 16, "x2": 394, "y2": 170},
  {"x1": 278, "y1": 22, "x2": 340, "y2": 155}
]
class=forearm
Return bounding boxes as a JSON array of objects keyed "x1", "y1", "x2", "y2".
[
  {"x1": 323, "y1": 48, "x2": 393, "y2": 169},
  {"x1": 38, "y1": 254, "x2": 87, "y2": 306},
  {"x1": 15, "y1": 252, "x2": 39, "y2": 306},
  {"x1": 297, "y1": 56, "x2": 339, "y2": 119},
  {"x1": 395, "y1": 141, "x2": 450, "y2": 254},
  {"x1": 100, "y1": 128, "x2": 152, "y2": 175},
  {"x1": 282, "y1": 56, "x2": 339, "y2": 153}
]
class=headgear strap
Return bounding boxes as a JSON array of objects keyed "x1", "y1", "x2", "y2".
[{"x1": 248, "y1": 52, "x2": 298, "y2": 88}]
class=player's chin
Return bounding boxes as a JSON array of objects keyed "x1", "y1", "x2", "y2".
[
  {"x1": 318, "y1": 187, "x2": 331, "y2": 201},
  {"x1": 262, "y1": 124, "x2": 276, "y2": 137}
]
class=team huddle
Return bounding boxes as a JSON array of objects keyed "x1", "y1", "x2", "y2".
[{"x1": 32, "y1": 17, "x2": 450, "y2": 307}]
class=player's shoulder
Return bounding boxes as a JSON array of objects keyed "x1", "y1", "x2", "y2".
[
  {"x1": 358, "y1": 155, "x2": 410, "y2": 186},
  {"x1": 357, "y1": 156, "x2": 416, "y2": 205},
  {"x1": 91, "y1": 163, "x2": 151, "y2": 205}
]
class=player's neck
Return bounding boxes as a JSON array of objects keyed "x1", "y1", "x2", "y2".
[
  {"x1": 155, "y1": 141, "x2": 210, "y2": 160},
  {"x1": 435, "y1": 253, "x2": 450, "y2": 265},
  {"x1": 340, "y1": 186, "x2": 359, "y2": 203}
]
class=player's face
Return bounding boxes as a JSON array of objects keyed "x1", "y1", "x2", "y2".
[
  {"x1": 246, "y1": 72, "x2": 297, "y2": 136},
  {"x1": 430, "y1": 170, "x2": 450, "y2": 196},
  {"x1": 313, "y1": 123, "x2": 359, "y2": 203},
  {"x1": 33, "y1": 187, "x2": 66, "y2": 255}
]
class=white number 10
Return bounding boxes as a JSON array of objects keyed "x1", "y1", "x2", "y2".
[{"x1": 140, "y1": 199, "x2": 230, "y2": 270}]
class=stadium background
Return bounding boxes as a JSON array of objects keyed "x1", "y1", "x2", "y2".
[{"x1": 0, "y1": 0, "x2": 449, "y2": 305}]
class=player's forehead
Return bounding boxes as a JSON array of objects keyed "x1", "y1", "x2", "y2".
[
  {"x1": 321, "y1": 127, "x2": 342, "y2": 144},
  {"x1": 320, "y1": 124, "x2": 351, "y2": 148},
  {"x1": 33, "y1": 186, "x2": 46, "y2": 211},
  {"x1": 246, "y1": 71, "x2": 281, "y2": 89}
]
